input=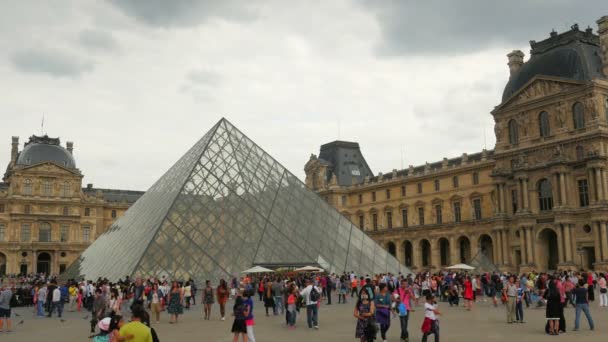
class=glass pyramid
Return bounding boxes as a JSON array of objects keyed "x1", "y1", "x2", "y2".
[{"x1": 64, "y1": 119, "x2": 410, "y2": 282}]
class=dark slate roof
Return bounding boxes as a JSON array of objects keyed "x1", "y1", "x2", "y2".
[
  {"x1": 16, "y1": 135, "x2": 76, "y2": 169},
  {"x1": 367, "y1": 150, "x2": 494, "y2": 183},
  {"x1": 502, "y1": 25, "x2": 604, "y2": 102},
  {"x1": 318, "y1": 141, "x2": 373, "y2": 186},
  {"x1": 82, "y1": 187, "x2": 144, "y2": 204}
]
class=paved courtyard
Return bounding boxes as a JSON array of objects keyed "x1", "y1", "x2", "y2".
[{"x1": 1, "y1": 297, "x2": 606, "y2": 341}]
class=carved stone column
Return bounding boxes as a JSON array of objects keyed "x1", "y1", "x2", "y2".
[
  {"x1": 396, "y1": 240, "x2": 405, "y2": 265},
  {"x1": 431, "y1": 239, "x2": 441, "y2": 270},
  {"x1": 498, "y1": 184, "x2": 505, "y2": 213},
  {"x1": 596, "y1": 168, "x2": 605, "y2": 202},
  {"x1": 593, "y1": 222, "x2": 603, "y2": 262},
  {"x1": 522, "y1": 178, "x2": 529, "y2": 210},
  {"x1": 412, "y1": 240, "x2": 421, "y2": 270},
  {"x1": 519, "y1": 227, "x2": 527, "y2": 264},
  {"x1": 525, "y1": 227, "x2": 534, "y2": 266},
  {"x1": 563, "y1": 224, "x2": 573, "y2": 262},
  {"x1": 589, "y1": 168, "x2": 598, "y2": 203},
  {"x1": 449, "y1": 236, "x2": 459, "y2": 267},
  {"x1": 603, "y1": 169, "x2": 608, "y2": 202},
  {"x1": 555, "y1": 225, "x2": 564, "y2": 264},
  {"x1": 495, "y1": 230, "x2": 503, "y2": 265},
  {"x1": 560, "y1": 173, "x2": 567, "y2": 207},
  {"x1": 602, "y1": 222, "x2": 608, "y2": 262},
  {"x1": 502, "y1": 229, "x2": 510, "y2": 265}
]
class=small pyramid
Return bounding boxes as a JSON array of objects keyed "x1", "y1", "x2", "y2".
[{"x1": 64, "y1": 119, "x2": 410, "y2": 282}]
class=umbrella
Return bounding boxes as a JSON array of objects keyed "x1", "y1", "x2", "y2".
[
  {"x1": 294, "y1": 265, "x2": 324, "y2": 272},
  {"x1": 241, "y1": 266, "x2": 275, "y2": 273},
  {"x1": 446, "y1": 263, "x2": 475, "y2": 270}
]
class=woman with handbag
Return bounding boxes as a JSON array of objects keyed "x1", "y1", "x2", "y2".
[
  {"x1": 354, "y1": 290, "x2": 376, "y2": 342},
  {"x1": 597, "y1": 273, "x2": 607, "y2": 307}
]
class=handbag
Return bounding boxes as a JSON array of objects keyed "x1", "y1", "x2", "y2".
[
  {"x1": 501, "y1": 292, "x2": 507, "y2": 304},
  {"x1": 600, "y1": 288, "x2": 607, "y2": 294}
]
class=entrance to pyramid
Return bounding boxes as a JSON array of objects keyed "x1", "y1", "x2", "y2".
[{"x1": 63, "y1": 119, "x2": 410, "y2": 283}]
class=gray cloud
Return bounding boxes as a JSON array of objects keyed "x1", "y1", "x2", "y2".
[
  {"x1": 78, "y1": 29, "x2": 119, "y2": 52},
  {"x1": 108, "y1": 0, "x2": 257, "y2": 27},
  {"x1": 10, "y1": 48, "x2": 94, "y2": 78},
  {"x1": 361, "y1": 0, "x2": 606, "y2": 55}
]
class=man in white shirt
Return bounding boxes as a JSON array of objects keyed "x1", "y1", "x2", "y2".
[
  {"x1": 49, "y1": 285, "x2": 63, "y2": 318},
  {"x1": 300, "y1": 278, "x2": 321, "y2": 329},
  {"x1": 37, "y1": 284, "x2": 47, "y2": 317}
]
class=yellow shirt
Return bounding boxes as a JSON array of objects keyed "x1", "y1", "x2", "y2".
[
  {"x1": 69, "y1": 286, "x2": 77, "y2": 296},
  {"x1": 119, "y1": 321, "x2": 152, "y2": 342}
]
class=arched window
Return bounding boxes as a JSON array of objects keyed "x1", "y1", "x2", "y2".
[
  {"x1": 573, "y1": 102, "x2": 585, "y2": 129},
  {"x1": 538, "y1": 178, "x2": 553, "y2": 211},
  {"x1": 508, "y1": 119, "x2": 519, "y2": 144},
  {"x1": 539, "y1": 111, "x2": 550, "y2": 137},
  {"x1": 23, "y1": 179, "x2": 32, "y2": 195},
  {"x1": 39, "y1": 223, "x2": 51, "y2": 242},
  {"x1": 576, "y1": 146, "x2": 585, "y2": 161}
]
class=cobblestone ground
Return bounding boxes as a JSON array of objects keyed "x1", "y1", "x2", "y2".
[{"x1": 1, "y1": 297, "x2": 606, "y2": 341}]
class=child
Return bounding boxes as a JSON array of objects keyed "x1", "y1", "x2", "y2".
[
  {"x1": 421, "y1": 294, "x2": 440, "y2": 342},
  {"x1": 515, "y1": 280, "x2": 525, "y2": 323},
  {"x1": 231, "y1": 295, "x2": 249, "y2": 342},
  {"x1": 77, "y1": 288, "x2": 83, "y2": 312},
  {"x1": 287, "y1": 288, "x2": 297, "y2": 329},
  {"x1": 395, "y1": 294, "x2": 409, "y2": 342}
]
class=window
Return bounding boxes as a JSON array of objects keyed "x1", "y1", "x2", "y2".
[
  {"x1": 42, "y1": 179, "x2": 52, "y2": 196},
  {"x1": 358, "y1": 215, "x2": 364, "y2": 230},
  {"x1": 0, "y1": 224, "x2": 4, "y2": 241},
  {"x1": 385, "y1": 189, "x2": 391, "y2": 200},
  {"x1": 452, "y1": 176, "x2": 459, "y2": 188},
  {"x1": 472, "y1": 172, "x2": 479, "y2": 185},
  {"x1": 23, "y1": 179, "x2": 32, "y2": 195},
  {"x1": 508, "y1": 119, "x2": 519, "y2": 144},
  {"x1": 417, "y1": 183, "x2": 422, "y2": 194},
  {"x1": 538, "y1": 179, "x2": 553, "y2": 211},
  {"x1": 576, "y1": 146, "x2": 585, "y2": 161},
  {"x1": 473, "y1": 199, "x2": 482, "y2": 220},
  {"x1": 453, "y1": 202, "x2": 461, "y2": 223},
  {"x1": 401, "y1": 209, "x2": 408, "y2": 228},
  {"x1": 372, "y1": 213, "x2": 378, "y2": 231},
  {"x1": 578, "y1": 179, "x2": 589, "y2": 207},
  {"x1": 435, "y1": 205, "x2": 442, "y2": 224},
  {"x1": 83, "y1": 225, "x2": 91, "y2": 242},
  {"x1": 59, "y1": 264, "x2": 66, "y2": 274},
  {"x1": 418, "y1": 207, "x2": 425, "y2": 226},
  {"x1": 62, "y1": 181, "x2": 71, "y2": 197},
  {"x1": 511, "y1": 189, "x2": 518, "y2": 213},
  {"x1": 60, "y1": 224, "x2": 69, "y2": 242},
  {"x1": 0, "y1": 203, "x2": 4, "y2": 213},
  {"x1": 24, "y1": 205, "x2": 31, "y2": 215},
  {"x1": 21, "y1": 223, "x2": 30, "y2": 242},
  {"x1": 358, "y1": 194, "x2": 363, "y2": 204},
  {"x1": 386, "y1": 212, "x2": 393, "y2": 229},
  {"x1": 573, "y1": 102, "x2": 585, "y2": 129},
  {"x1": 434, "y1": 179, "x2": 440, "y2": 191},
  {"x1": 39, "y1": 223, "x2": 51, "y2": 242},
  {"x1": 63, "y1": 207, "x2": 69, "y2": 216},
  {"x1": 341, "y1": 196, "x2": 347, "y2": 206},
  {"x1": 539, "y1": 111, "x2": 550, "y2": 137},
  {"x1": 84, "y1": 207, "x2": 90, "y2": 216},
  {"x1": 401, "y1": 185, "x2": 406, "y2": 197}
]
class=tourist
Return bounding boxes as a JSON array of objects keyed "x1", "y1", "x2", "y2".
[
  {"x1": 68, "y1": 283, "x2": 78, "y2": 311},
  {"x1": 231, "y1": 295, "x2": 249, "y2": 342},
  {"x1": 263, "y1": 279, "x2": 274, "y2": 317},
  {"x1": 286, "y1": 286, "x2": 298, "y2": 329},
  {"x1": 110, "y1": 288, "x2": 122, "y2": 317},
  {"x1": 504, "y1": 276, "x2": 517, "y2": 324},
  {"x1": 573, "y1": 279, "x2": 595, "y2": 331},
  {"x1": 77, "y1": 288, "x2": 83, "y2": 312},
  {"x1": 354, "y1": 287, "x2": 376, "y2": 342},
  {"x1": 37, "y1": 282, "x2": 47, "y2": 317},
  {"x1": 351, "y1": 277, "x2": 358, "y2": 298},
  {"x1": 244, "y1": 289, "x2": 256, "y2": 342},
  {"x1": 338, "y1": 275, "x2": 348, "y2": 304},
  {"x1": 48, "y1": 283, "x2": 63, "y2": 318},
  {"x1": 421, "y1": 294, "x2": 440, "y2": 342},
  {"x1": 324, "y1": 274, "x2": 333, "y2": 305},
  {"x1": 598, "y1": 273, "x2": 607, "y2": 307},
  {"x1": 544, "y1": 276, "x2": 562, "y2": 335},
  {"x1": 217, "y1": 279, "x2": 229, "y2": 321},
  {"x1": 0, "y1": 285, "x2": 12, "y2": 333},
  {"x1": 300, "y1": 278, "x2": 321, "y2": 329},
  {"x1": 183, "y1": 281, "x2": 192, "y2": 310},
  {"x1": 257, "y1": 279, "x2": 264, "y2": 302},
  {"x1": 375, "y1": 283, "x2": 392, "y2": 342},
  {"x1": 120, "y1": 305, "x2": 152, "y2": 342},
  {"x1": 515, "y1": 279, "x2": 525, "y2": 323},
  {"x1": 272, "y1": 278, "x2": 284, "y2": 315},
  {"x1": 91, "y1": 289, "x2": 107, "y2": 334},
  {"x1": 394, "y1": 293, "x2": 409, "y2": 342},
  {"x1": 149, "y1": 284, "x2": 162, "y2": 324},
  {"x1": 167, "y1": 281, "x2": 183, "y2": 324},
  {"x1": 463, "y1": 275, "x2": 474, "y2": 311},
  {"x1": 202, "y1": 280, "x2": 215, "y2": 320},
  {"x1": 92, "y1": 317, "x2": 112, "y2": 342},
  {"x1": 190, "y1": 279, "x2": 198, "y2": 306}
]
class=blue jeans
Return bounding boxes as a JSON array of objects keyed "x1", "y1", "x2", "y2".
[
  {"x1": 37, "y1": 300, "x2": 45, "y2": 316},
  {"x1": 274, "y1": 296, "x2": 283, "y2": 314},
  {"x1": 306, "y1": 304, "x2": 318, "y2": 328},
  {"x1": 515, "y1": 301, "x2": 523, "y2": 321},
  {"x1": 574, "y1": 303, "x2": 594, "y2": 330},
  {"x1": 288, "y1": 309, "x2": 296, "y2": 326},
  {"x1": 49, "y1": 301, "x2": 63, "y2": 317}
]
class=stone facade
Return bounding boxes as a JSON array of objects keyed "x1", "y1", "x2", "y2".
[
  {"x1": 305, "y1": 20, "x2": 608, "y2": 273},
  {"x1": 0, "y1": 135, "x2": 143, "y2": 276}
]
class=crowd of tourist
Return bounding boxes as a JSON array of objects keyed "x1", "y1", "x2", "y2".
[{"x1": 0, "y1": 269, "x2": 606, "y2": 341}]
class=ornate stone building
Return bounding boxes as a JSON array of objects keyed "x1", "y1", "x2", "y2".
[
  {"x1": 305, "y1": 17, "x2": 608, "y2": 273},
  {"x1": 0, "y1": 135, "x2": 143, "y2": 276}
]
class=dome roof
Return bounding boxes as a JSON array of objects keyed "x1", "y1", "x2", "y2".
[
  {"x1": 16, "y1": 135, "x2": 76, "y2": 169},
  {"x1": 502, "y1": 27, "x2": 604, "y2": 102}
]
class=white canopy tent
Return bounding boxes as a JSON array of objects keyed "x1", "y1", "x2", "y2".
[
  {"x1": 446, "y1": 263, "x2": 475, "y2": 270},
  {"x1": 241, "y1": 266, "x2": 275, "y2": 274},
  {"x1": 294, "y1": 265, "x2": 324, "y2": 272}
]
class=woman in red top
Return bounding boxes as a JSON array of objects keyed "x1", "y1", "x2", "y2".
[{"x1": 463, "y1": 275, "x2": 474, "y2": 311}]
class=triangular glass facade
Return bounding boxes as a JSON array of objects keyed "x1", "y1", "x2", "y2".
[{"x1": 64, "y1": 119, "x2": 410, "y2": 282}]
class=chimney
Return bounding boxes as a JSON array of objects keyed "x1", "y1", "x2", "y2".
[
  {"x1": 598, "y1": 16, "x2": 608, "y2": 77},
  {"x1": 507, "y1": 50, "x2": 525, "y2": 77},
  {"x1": 66, "y1": 141, "x2": 73, "y2": 154},
  {"x1": 10, "y1": 136, "x2": 18, "y2": 162}
]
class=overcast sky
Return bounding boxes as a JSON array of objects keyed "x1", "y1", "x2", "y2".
[{"x1": 1, "y1": 1, "x2": 605, "y2": 191}]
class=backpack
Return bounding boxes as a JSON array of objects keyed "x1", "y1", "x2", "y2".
[{"x1": 309, "y1": 287, "x2": 320, "y2": 302}]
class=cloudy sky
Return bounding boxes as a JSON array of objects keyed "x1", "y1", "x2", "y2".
[{"x1": 0, "y1": 1, "x2": 605, "y2": 190}]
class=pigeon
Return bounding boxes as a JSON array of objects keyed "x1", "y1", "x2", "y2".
[
  {"x1": 82, "y1": 315, "x2": 89, "y2": 320},
  {"x1": 60, "y1": 319, "x2": 66, "y2": 323},
  {"x1": 18, "y1": 320, "x2": 24, "y2": 325},
  {"x1": 14, "y1": 313, "x2": 21, "y2": 317}
]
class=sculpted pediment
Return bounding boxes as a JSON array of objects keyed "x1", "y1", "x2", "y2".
[
  {"x1": 19, "y1": 162, "x2": 79, "y2": 176},
  {"x1": 499, "y1": 76, "x2": 583, "y2": 109}
]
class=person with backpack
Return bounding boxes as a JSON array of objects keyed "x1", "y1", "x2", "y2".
[
  {"x1": 299, "y1": 278, "x2": 321, "y2": 329},
  {"x1": 231, "y1": 294, "x2": 249, "y2": 341}
]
